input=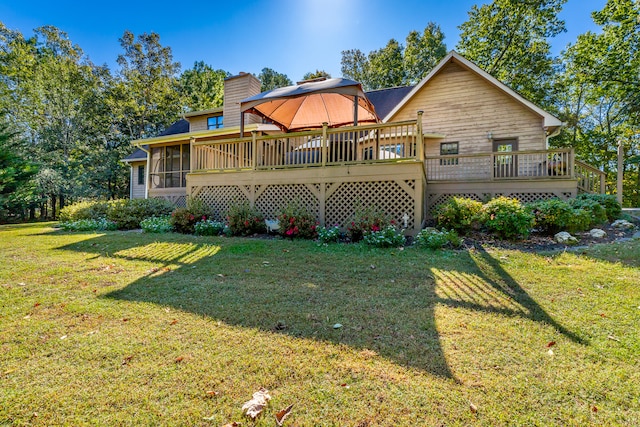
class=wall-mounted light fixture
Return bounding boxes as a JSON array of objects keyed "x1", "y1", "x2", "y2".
[{"x1": 487, "y1": 131, "x2": 493, "y2": 140}]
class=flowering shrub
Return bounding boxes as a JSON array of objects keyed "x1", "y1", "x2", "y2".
[
  {"x1": 60, "y1": 218, "x2": 117, "y2": 232},
  {"x1": 277, "y1": 201, "x2": 318, "y2": 239},
  {"x1": 362, "y1": 225, "x2": 406, "y2": 248},
  {"x1": 140, "y1": 216, "x2": 173, "y2": 233},
  {"x1": 414, "y1": 228, "x2": 462, "y2": 249},
  {"x1": 316, "y1": 225, "x2": 342, "y2": 244},
  {"x1": 347, "y1": 204, "x2": 391, "y2": 242},
  {"x1": 226, "y1": 202, "x2": 266, "y2": 236},
  {"x1": 194, "y1": 219, "x2": 225, "y2": 236}
]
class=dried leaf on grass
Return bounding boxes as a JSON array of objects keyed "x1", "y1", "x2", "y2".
[
  {"x1": 275, "y1": 403, "x2": 294, "y2": 426},
  {"x1": 470, "y1": 401, "x2": 478, "y2": 414},
  {"x1": 241, "y1": 388, "x2": 271, "y2": 420},
  {"x1": 221, "y1": 422, "x2": 241, "y2": 427}
]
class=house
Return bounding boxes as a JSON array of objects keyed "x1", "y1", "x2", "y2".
[{"x1": 123, "y1": 51, "x2": 605, "y2": 235}]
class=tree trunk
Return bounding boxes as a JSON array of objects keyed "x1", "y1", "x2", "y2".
[
  {"x1": 50, "y1": 194, "x2": 57, "y2": 220},
  {"x1": 59, "y1": 194, "x2": 65, "y2": 211},
  {"x1": 29, "y1": 206, "x2": 36, "y2": 221}
]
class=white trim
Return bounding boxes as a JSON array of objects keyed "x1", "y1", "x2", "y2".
[
  {"x1": 129, "y1": 166, "x2": 133, "y2": 199},
  {"x1": 383, "y1": 51, "x2": 563, "y2": 129}
]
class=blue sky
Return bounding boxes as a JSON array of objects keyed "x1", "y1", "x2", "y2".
[{"x1": 0, "y1": 0, "x2": 605, "y2": 81}]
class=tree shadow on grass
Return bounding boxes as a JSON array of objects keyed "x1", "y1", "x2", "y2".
[{"x1": 55, "y1": 231, "x2": 586, "y2": 380}]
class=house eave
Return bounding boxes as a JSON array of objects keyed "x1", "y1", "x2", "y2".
[{"x1": 131, "y1": 123, "x2": 281, "y2": 147}]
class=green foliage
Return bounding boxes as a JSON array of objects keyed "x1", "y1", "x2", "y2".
[
  {"x1": 301, "y1": 69, "x2": 331, "y2": 81},
  {"x1": 341, "y1": 22, "x2": 447, "y2": 90},
  {"x1": 414, "y1": 228, "x2": 462, "y2": 250},
  {"x1": 363, "y1": 225, "x2": 406, "y2": 248},
  {"x1": 258, "y1": 68, "x2": 293, "y2": 92},
  {"x1": 277, "y1": 201, "x2": 318, "y2": 239},
  {"x1": 576, "y1": 193, "x2": 621, "y2": 221},
  {"x1": 105, "y1": 198, "x2": 174, "y2": 230},
  {"x1": 456, "y1": 0, "x2": 566, "y2": 106},
  {"x1": 59, "y1": 218, "x2": 117, "y2": 231},
  {"x1": 316, "y1": 225, "x2": 342, "y2": 244},
  {"x1": 529, "y1": 198, "x2": 593, "y2": 233},
  {"x1": 434, "y1": 197, "x2": 483, "y2": 234},
  {"x1": 140, "y1": 216, "x2": 173, "y2": 233},
  {"x1": 178, "y1": 61, "x2": 229, "y2": 111},
  {"x1": 481, "y1": 197, "x2": 534, "y2": 240},
  {"x1": 347, "y1": 204, "x2": 392, "y2": 242},
  {"x1": 568, "y1": 198, "x2": 608, "y2": 226},
  {"x1": 0, "y1": 124, "x2": 39, "y2": 220},
  {"x1": 194, "y1": 219, "x2": 225, "y2": 236},
  {"x1": 226, "y1": 202, "x2": 266, "y2": 236},
  {"x1": 59, "y1": 200, "x2": 109, "y2": 222}
]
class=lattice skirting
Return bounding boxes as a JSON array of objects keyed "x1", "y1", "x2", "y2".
[
  {"x1": 193, "y1": 180, "x2": 417, "y2": 230},
  {"x1": 426, "y1": 190, "x2": 573, "y2": 218},
  {"x1": 152, "y1": 194, "x2": 187, "y2": 208}
]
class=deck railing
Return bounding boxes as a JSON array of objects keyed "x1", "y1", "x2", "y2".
[
  {"x1": 575, "y1": 159, "x2": 607, "y2": 194},
  {"x1": 424, "y1": 149, "x2": 575, "y2": 182},
  {"x1": 192, "y1": 120, "x2": 421, "y2": 172}
]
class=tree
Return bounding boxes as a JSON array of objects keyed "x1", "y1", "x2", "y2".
[
  {"x1": 112, "y1": 30, "x2": 181, "y2": 140},
  {"x1": 341, "y1": 22, "x2": 447, "y2": 90},
  {"x1": 0, "y1": 124, "x2": 38, "y2": 221},
  {"x1": 456, "y1": 0, "x2": 567, "y2": 106},
  {"x1": 178, "y1": 61, "x2": 229, "y2": 112},
  {"x1": 258, "y1": 67, "x2": 292, "y2": 92},
  {"x1": 301, "y1": 69, "x2": 331, "y2": 82}
]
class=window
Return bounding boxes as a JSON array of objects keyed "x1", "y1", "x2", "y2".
[
  {"x1": 150, "y1": 144, "x2": 190, "y2": 188},
  {"x1": 440, "y1": 142, "x2": 459, "y2": 165},
  {"x1": 207, "y1": 115, "x2": 223, "y2": 130},
  {"x1": 137, "y1": 165, "x2": 145, "y2": 185}
]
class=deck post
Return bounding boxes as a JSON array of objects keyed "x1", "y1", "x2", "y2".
[
  {"x1": 416, "y1": 111, "x2": 424, "y2": 161},
  {"x1": 252, "y1": 131, "x2": 258, "y2": 170},
  {"x1": 190, "y1": 137, "x2": 196, "y2": 172},
  {"x1": 321, "y1": 122, "x2": 328, "y2": 167},
  {"x1": 569, "y1": 148, "x2": 575, "y2": 179}
]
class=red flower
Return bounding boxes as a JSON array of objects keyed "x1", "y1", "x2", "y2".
[
  {"x1": 189, "y1": 214, "x2": 195, "y2": 221},
  {"x1": 244, "y1": 220, "x2": 249, "y2": 226},
  {"x1": 285, "y1": 229, "x2": 294, "y2": 236},
  {"x1": 290, "y1": 217, "x2": 295, "y2": 224},
  {"x1": 202, "y1": 215, "x2": 206, "y2": 220},
  {"x1": 371, "y1": 225, "x2": 380, "y2": 232}
]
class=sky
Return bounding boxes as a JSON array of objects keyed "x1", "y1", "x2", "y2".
[{"x1": 0, "y1": 0, "x2": 606, "y2": 82}]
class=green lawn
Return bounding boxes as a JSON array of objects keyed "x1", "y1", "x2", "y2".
[{"x1": 1, "y1": 223, "x2": 639, "y2": 426}]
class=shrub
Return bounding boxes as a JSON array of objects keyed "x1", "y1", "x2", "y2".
[
  {"x1": 60, "y1": 218, "x2": 117, "y2": 232},
  {"x1": 434, "y1": 197, "x2": 483, "y2": 234},
  {"x1": 170, "y1": 208, "x2": 198, "y2": 234},
  {"x1": 528, "y1": 199, "x2": 576, "y2": 234},
  {"x1": 362, "y1": 225, "x2": 406, "y2": 248},
  {"x1": 317, "y1": 225, "x2": 342, "y2": 244},
  {"x1": 277, "y1": 201, "x2": 318, "y2": 239},
  {"x1": 194, "y1": 219, "x2": 225, "y2": 236},
  {"x1": 414, "y1": 228, "x2": 462, "y2": 249},
  {"x1": 576, "y1": 193, "x2": 621, "y2": 221},
  {"x1": 140, "y1": 216, "x2": 173, "y2": 233},
  {"x1": 569, "y1": 197, "x2": 608, "y2": 227},
  {"x1": 106, "y1": 198, "x2": 174, "y2": 230},
  {"x1": 481, "y1": 197, "x2": 534, "y2": 240},
  {"x1": 226, "y1": 202, "x2": 266, "y2": 236},
  {"x1": 186, "y1": 196, "x2": 212, "y2": 220},
  {"x1": 347, "y1": 204, "x2": 391, "y2": 242},
  {"x1": 59, "y1": 200, "x2": 109, "y2": 222}
]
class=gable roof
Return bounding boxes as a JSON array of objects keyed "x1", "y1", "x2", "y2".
[
  {"x1": 383, "y1": 51, "x2": 563, "y2": 130},
  {"x1": 366, "y1": 86, "x2": 414, "y2": 119}
]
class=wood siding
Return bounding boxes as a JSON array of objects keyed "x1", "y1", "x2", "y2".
[
  {"x1": 188, "y1": 116, "x2": 209, "y2": 132},
  {"x1": 389, "y1": 60, "x2": 547, "y2": 158},
  {"x1": 130, "y1": 161, "x2": 146, "y2": 199},
  {"x1": 224, "y1": 73, "x2": 262, "y2": 128}
]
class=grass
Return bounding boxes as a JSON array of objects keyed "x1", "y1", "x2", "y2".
[{"x1": 0, "y1": 222, "x2": 639, "y2": 426}]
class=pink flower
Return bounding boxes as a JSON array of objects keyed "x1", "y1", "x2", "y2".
[
  {"x1": 285, "y1": 229, "x2": 294, "y2": 236},
  {"x1": 371, "y1": 225, "x2": 380, "y2": 232},
  {"x1": 189, "y1": 214, "x2": 195, "y2": 221},
  {"x1": 202, "y1": 215, "x2": 206, "y2": 220}
]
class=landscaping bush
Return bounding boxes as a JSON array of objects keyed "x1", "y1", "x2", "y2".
[
  {"x1": 59, "y1": 218, "x2": 117, "y2": 232},
  {"x1": 434, "y1": 197, "x2": 483, "y2": 234},
  {"x1": 569, "y1": 197, "x2": 608, "y2": 227},
  {"x1": 277, "y1": 201, "x2": 318, "y2": 239},
  {"x1": 363, "y1": 225, "x2": 406, "y2": 248},
  {"x1": 169, "y1": 197, "x2": 213, "y2": 234},
  {"x1": 226, "y1": 202, "x2": 266, "y2": 236},
  {"x1": 576, "y1": 193, "x2": 621, "y2": 221},
  {"x1": 481, "y1": 196, "x2": 534, "y2": 240},
  {"x1": 414, "y1": 228, "x2": 462, "y2": 249},
  {"x1": 106, "y1": 198, "x2": 174, "y2": 230},
  {"x1": 140, "y1": 216, "x2": 173, "y2": 233},
  {"x1": 317, "y1": 225, "x2": 342, "y2": 244},
  {"x1": 59, "y1": 200, "x2": 109, "y2": 222},
  {"x1": 528, "y1": 199, "x2": 577, "y2": 234},
  {"x1": 347, "y1": 204, "x2": 392, "y2": 242},
  {"x1": 194, "y1": 219, "x2": 225, "y2": 236}
]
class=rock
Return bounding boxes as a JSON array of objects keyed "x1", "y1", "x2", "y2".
[
  {"x1": 633, "y1": 231, "x2": 640, "y2": 240},
  {"x1": 589, "y1": 228, "x2": 607, "y2": 238},
  {"x1": 555, "y1": 231, "x2": 578, "y2": 245},
  {"x1": 611, "y1": 219, "x2": 635, "y2": 230}
]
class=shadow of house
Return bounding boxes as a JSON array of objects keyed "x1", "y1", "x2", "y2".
[{"x1": 55, "y1": 232, "x2": 585, "y2": 381}]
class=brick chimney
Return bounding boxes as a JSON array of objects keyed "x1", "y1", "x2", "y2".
[{"x1": 223, "y1": 72, "x2": 262, "y2": 129}]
